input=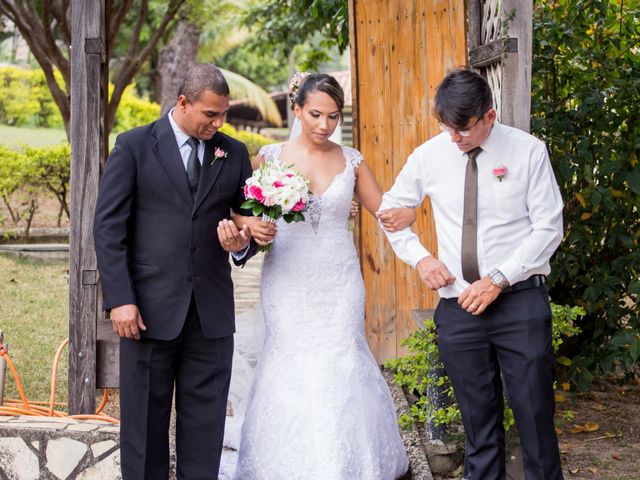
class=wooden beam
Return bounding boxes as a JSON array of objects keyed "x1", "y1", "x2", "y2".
[
  {"x1": 469, "y1": 37, "x2": 518, "y2": 68},
  {"x1": 69, "y1": 0, "x2": 106, "y2": 414}
]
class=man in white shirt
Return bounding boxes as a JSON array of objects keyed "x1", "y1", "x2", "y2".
[{"x1": 379, "y1": 69, "x2": 564, "y2": 479}]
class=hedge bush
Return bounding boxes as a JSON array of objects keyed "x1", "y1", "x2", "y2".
[
  {"x1": 0, "y1": 146, "x2": 40, "y2": 235},
  {"x1": 0, "y1": 143, "x2": 71, "y2": 234},
  {"x1": 112, "y1": 83, "x2": 161, "y2": 133},
  {"x1": 219, "y1": 123, "x2": 275, "y2": 157},
  {"x1": 0, "y1": 66, "x2": 64, "y2": 128},
  {"x1": 532, "y1": 0, "x2": 640, "y2": 388}
]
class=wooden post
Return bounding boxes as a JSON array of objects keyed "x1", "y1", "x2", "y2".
[
  {"x1": 349, "y1": 0, "x2": 467, "y2": 363},
  {"x1": 69, "y1": 0, "x2": 106, "y2": 414},
  {"x1": 467, "y1": 0, "x2": 533, "y2": 132}
]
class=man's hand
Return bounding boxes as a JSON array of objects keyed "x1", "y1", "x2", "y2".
[
  {"x1": 230, "y1": 213, "x2": 276, "y2": 246},
  {"x1": 376, "y1": 207, "x2": 417, "y2": 232},
  {"x1": 217, "y1": 219, "x2": 252, "y2": 252},
  {"x1": 458, "y1": 277, "x2": 502, "y2": 315},
  {"x1": 111, "y1": 304, "x2": 146, "y2": 340},
  {"x1": 416, "y1": 256, "x2": 455, "y2": 290}
]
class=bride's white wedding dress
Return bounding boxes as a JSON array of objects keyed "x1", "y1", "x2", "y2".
[{"x1": 232, "y1": 143, "x2": 409, "y2": 480}]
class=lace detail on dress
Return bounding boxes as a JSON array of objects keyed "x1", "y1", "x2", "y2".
[
  {"x1": 308, "y1": 196, "x2": 323, "y2": 234},
  {"x1": 232, "y1": 143, "x2": 408, "y2": 480}
]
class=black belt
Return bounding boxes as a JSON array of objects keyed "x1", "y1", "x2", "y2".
[{"x1": 502, "y1": 274, "x2": 546, "y2": 294}]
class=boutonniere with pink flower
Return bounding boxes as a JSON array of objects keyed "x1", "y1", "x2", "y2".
[
  {"x1": 211, "y1": 147, "x2": 228, "y2": 165},
  {"x1": 492, "y1": 164, "x2": 508, "y2": 182}
]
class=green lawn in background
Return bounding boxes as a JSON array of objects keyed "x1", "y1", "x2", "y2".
[
  {"x1": 0, "y1": 124, "x2": 67, "y2": 149},
  {"x1": 0, "y1": 124, "x2": 117, "y2": 150},
  {"x1": 0, "y1": 254, "x2": 69, "y2": 409}
]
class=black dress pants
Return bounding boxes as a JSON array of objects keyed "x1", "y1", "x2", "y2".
[
  {"x1": 119, "y1": 298, "x2": 233, "y2": 480},
  {"x1": 435, "y1": 286, "x2": 563, "y2": 480}
]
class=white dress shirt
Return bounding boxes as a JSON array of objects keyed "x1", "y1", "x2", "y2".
[
  {"x1": 380, "y1": 122, "x2": 563, "y2": 298},
  {"x1": 168, "y1": 108, "x2": 204, "y2": 168},
  {"x1": 168, "y1": 109, "x2": 249, "y2": 259}
]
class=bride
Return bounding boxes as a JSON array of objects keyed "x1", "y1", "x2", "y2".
[{"x1": 228, "y1": 73, "x2": 414, "y2": 479}]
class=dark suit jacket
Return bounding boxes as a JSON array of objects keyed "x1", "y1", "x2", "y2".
[{"x1": 94, "y1": 114, "x2": 255, "y2": 340}]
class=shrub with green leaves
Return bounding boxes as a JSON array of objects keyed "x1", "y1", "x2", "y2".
[
  {"x1": 23, "y1": 143, "x2": 71, "y2": 226},
  {"x1": 0, "y1": 66, "x2": 64, "y2": 128},
  {"x1": 532, "y1": 0, "x2": 640, "y2": 389},
  {"x1": 112, "y1": 83, "x2": 161, "y2": 133},
  {"x1": 219, "y1": 123, "x2": 275, "y2": 157},
  {"x1": 0, "y1": 146, "x2": 40, "y2": 236},
  {"x1": 385, "y1": 304, "x2": 584, "y2": 433}
]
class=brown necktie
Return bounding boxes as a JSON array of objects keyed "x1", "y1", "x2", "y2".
[{"x1": 461, "y1": 147, "x2": 482, "y2": 283}]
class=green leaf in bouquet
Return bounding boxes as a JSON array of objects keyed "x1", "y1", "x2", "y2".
[
  {"x1": 252, "y1": 204, "x2": 264, "y2": 216},
  {"x1": 293, "y1": 212, "x2": 305, "y2": 222},
  {"x1": 241, "y1": 200, "x2": 254, "y2": 209},
  {"x1": 283, "y1": 213, "x2": 295, "y2": 223}
]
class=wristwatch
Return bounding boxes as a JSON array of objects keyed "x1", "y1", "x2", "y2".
[{"x1": 489, "y1": 269, "x2": 510, "y2": 289}]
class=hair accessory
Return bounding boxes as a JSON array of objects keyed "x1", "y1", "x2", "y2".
[{"x1": 288, "y1": 72, "x2": 309, "y2": 106}]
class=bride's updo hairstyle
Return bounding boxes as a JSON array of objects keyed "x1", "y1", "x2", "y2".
[{"x1": 292, "y1": 73, "x2": 345, "y2": 122}]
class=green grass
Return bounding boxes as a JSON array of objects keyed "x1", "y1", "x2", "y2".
[
  {"x1": 0, "y1": 254, "x2": 69, "y2": 409},
  {"x1": 0, "y1": 124, "x2": 68, "y2": 149},
  {"x1": 0, "y1": 124, "x2": 117, "y2": 150}
]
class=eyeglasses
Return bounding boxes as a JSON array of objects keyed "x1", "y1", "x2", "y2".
[{"x1": 438, "y1": 115, "x2": 483, "y2": 137}]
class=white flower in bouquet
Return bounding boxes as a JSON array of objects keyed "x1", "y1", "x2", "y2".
[{"x1": 242, "y1": 159, "x2": 310, "y2": 227}]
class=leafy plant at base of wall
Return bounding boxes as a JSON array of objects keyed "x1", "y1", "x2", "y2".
[
  {"x1": 532, "y1": 0, "x2": 640, "y2": 389},
  {"x1": 385, "y1": 304, "x2": 584, "y2": 432}
]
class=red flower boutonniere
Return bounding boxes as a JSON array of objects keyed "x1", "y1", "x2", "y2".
[
  {"x1": 492, "y1": 164, "x2": 507, "y2": 182},
  {"x1": 212, "y1": 147, "x2": 228, "y2": 165}
]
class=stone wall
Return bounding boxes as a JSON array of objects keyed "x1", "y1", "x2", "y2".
[{"x1": 0, "y1": 416, "x2": 120, "y2": 479}]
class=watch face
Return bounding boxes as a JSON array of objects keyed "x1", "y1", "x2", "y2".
[{"x1": 491, "y1": 270, "x2": 507, "y2": 287}]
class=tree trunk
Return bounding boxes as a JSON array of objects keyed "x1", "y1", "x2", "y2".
[{"x1": 157, "y1": 21, "x2": 201, "y2": 115}]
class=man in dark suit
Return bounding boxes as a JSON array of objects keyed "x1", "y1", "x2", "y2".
[{"x1": 94, "y1": 64, "x2": 267, "y2": 479}]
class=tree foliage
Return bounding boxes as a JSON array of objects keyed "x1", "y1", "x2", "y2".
[
  {"x1": 532, "y1": 0, "x2": 640, "y2": 387},
  {"x1": 0, "y1": 0, "x2": 183, "y2": 138},
  {"x1": 244, "y1": 0, "x2": 349, "y2": 70}
]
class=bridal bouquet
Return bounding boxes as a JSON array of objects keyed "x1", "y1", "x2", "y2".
[{"x1": 241, "y1": 159, "x2": 310, "y2": 226}]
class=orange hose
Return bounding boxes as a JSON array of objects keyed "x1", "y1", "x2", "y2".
[
  {"x1": 0, "y1": 339, "x2": 120, "y2": 425},
  {"x1": 4, "y1": 398, "x2": 67, "y2": 407},
  {"x1": 95, "y1": 388, "x2": 109, "y2": 415},
  {"x1": 68, "y1": 414, "x2": 120, "y2": 424},
  {"x1": 48, "y1": 338, "x2": 69, "y2": 416},
  {"x1": 0, "y1": 346, "x2": 30, "y2": 411}
]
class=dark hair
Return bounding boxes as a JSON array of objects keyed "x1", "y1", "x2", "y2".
[
  {"x1": 177, "y1": 64, "x2": 229, "y2": 102},
  {"x1": 434, "y1": 68, "x2": 493, "y2": 129},
  {"x1": 294, "y1": 73, "x2": 345, "y2": 118}
]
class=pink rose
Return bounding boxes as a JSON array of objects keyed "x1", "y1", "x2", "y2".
[
  {"x1": 492, "y1": 165, "x2": 507, "y2": 182},
  {"x1": 248, "y1": 185, "x2": 265, "y2": 203},
  {"x1": 214, "y1": 147, "x2": 228, "y2": 159},
  {"x1": 292, "y1": 199, "x2": 306, "y2": 212},
  {"x1": 273, "y1": 181, "x2": 285, "y2": 188},
  {"x1": 244, "y1": 184, "x2": 249, "y2": 198},
  {"x1": 286, "y1": 173, "x2": 294, "y2": 178}
]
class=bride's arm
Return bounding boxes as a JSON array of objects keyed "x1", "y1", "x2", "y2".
[
  {"x1": 354, "y1": 161, "x2": 416, "y2": 232},
  {"x1": 231, "y1": 153, "x2": 276, "y2": 246}
]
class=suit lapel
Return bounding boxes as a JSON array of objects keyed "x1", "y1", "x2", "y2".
[
  {"x1": 152, "y1": 115, "x2": 193, "y2": 208},
  {"x1": 194, "y1": 133, "x2": 225, "y2": 211}
]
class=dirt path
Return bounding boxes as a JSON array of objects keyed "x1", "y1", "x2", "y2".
[{"x1": 557, "y1": 379, "x2": 640, "y2": 479}]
